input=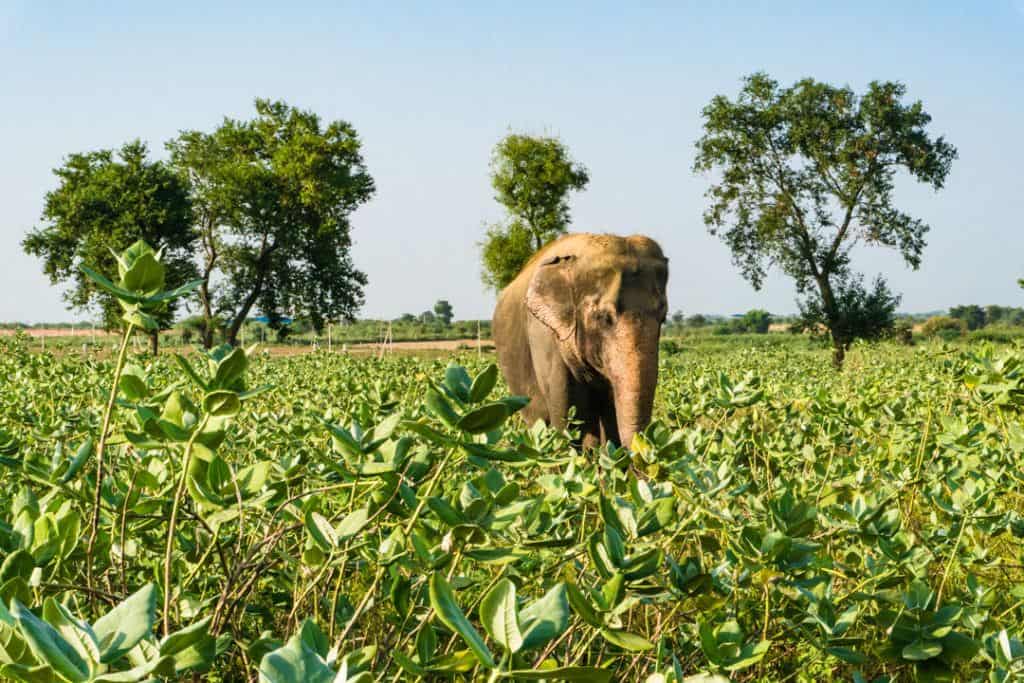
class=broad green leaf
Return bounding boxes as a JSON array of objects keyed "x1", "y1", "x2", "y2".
[
  {"x1": 258, "y1": 635, "x2": 335, "y2": 683},
  {"x1": 902, "y1": 639, "x2": 942, "y2": 661},
  {"x1": 416, "y1": 622, "x2": 437, "y2": 664},
  {"x1": 428, "y1": 572, "x2": 495, "y2": 668},
  {"x1": 519, "y1": 584, "x2": 569, "y2": 651},
  {"x1": 159, "y1": 617, "x2": 212, "y2": 656},
  {"x1": 41, "y1": 599, "x2": 100, "y2": 668},
  {"x1": 93, "y1": 583, "x2": 157, "y2": 663},
  {"x1": 457, "y1": 403, "x2": 510, "y2": 434},
  {"x1": 1, "y1": 551, "x2": 35, "y2": 583},
  {"x1": 203, "y1": 390, "x2": 240, "y2": 417},
  {"x1": 11, "y1": 600, "x2": 89, "y2": 682},
  {"x1": 566, "y1": 583, "x2": 603, "y2": 627},
  {"x1": 469, "y1": 364, "x2": 499, "y2": 403},
  {"x1": 600, "y1": 628, "x2": 654, "y2": 652},
  {"x1": 479, "y1": 579, "x2": 523, "y2": 653},
  {"x1": 425, "y1": 389, "x2": 460, "y2": 428},
  {"x1": 212, "y1": 347, "x2": 247, "y2": 390},
  {"x1": 335, "y1": 507, "x2": 370, "y2": 540},
  {"x1": 305, "y1": 511, "x2": 337, "y2": 551},
  {"x1": 58, "y1": 439, "x2": 93, "y2": 484},
  {"x1": 501, "y1": 667, "x2": 613, "y2": 681}
]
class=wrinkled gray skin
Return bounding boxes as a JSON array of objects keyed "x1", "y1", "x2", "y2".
[{"x1": 492, "y1": 233, "x2": 668, "y2": 448}]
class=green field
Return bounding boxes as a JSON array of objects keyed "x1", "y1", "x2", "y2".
[{"x1": 1, "y1": 331, "x2": 1023, "y2": 681}]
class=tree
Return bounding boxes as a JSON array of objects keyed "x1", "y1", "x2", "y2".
[
  {"x1": 480, "y1": 134, "x2": 589, "y2": 291},
  {"x1": 169, "y1": 99, "x2": 375, "y2": 347},
  {"x1": 670, "y1": 310, "x2": 686, "y2": 325},
  {"x1": 419, "y1": 310, "x2": 436, "y2": 324},
  {"x1": 480, "y1": 221, "x2": 536, "y2": 292},
  {"x1": 985, "y1": 305, "x2": 1007, "y2": 326},
  {"x1": 795, "y1": 274, "x2": 901, "y2": 347},
  {"x1": 22, "y1": 140, "x2": 196, "y2": 354},
  {"x1": 921, "y1": 315, "x2": 967, "y2": 339},
  {"x1": 687, "y1": 314, "x2": 709, "y2": 328},
  {"x1": 949, "y1": 305, "x2": 986, "y2": 330},
  {"x1": 694, "y1": 73, "x2": 957, "y2": 367},
  {"x1": 741, "y1": 309, "x2": 773, "y2": 334},
  {"x1": 433, "y1": 300, "x2": 454, "y2": 326}
]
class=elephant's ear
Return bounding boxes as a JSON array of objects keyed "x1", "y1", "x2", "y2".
[{"x1": 525, "y1": 254, "x2": 576, "y2": 342}]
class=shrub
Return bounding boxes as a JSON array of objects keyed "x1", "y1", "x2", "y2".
[
  {"x1": 968, "y1": 325, "x2": 1024, "y2": 343},
  {"x1": 892, "y1": 320, "x2": 915, "y2": 346},
  {"x1": 660, "y1": 339, "x2": 683, "y2": 355},
  {"x1": 921, "y1": 315, "x2": 966, "y2": 340},
  {"x1": 741, "y1": 309, "x2": 772, "y2": 334}
]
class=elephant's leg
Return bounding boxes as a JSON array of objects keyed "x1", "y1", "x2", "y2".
[
  {"x1": 597, "y1": 384, "x2": 622, "y2": 446},
  {"x1": 526, "y1": 321, "x2": 572, "y2": 429},
  {"x1": 571, "y1": 382, "x2": 603, "y2": 448}
]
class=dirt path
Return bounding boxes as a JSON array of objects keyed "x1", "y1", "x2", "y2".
[
  {"x1": 267, "y1": 338, "x2": 490, "y2": 356},
  {"x1": 0, "y1": 328, "x2": 113, "y2": 338}
]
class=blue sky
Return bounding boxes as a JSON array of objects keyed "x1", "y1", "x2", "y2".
[{"x1": 1, "y1": 1, "x2": 1022, "y2": 322}]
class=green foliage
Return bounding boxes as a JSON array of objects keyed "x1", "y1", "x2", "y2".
[
  {"x1": 688, "y1": 314, "x2": 709, "y2": 327},
  {"x1": 984, "y1": 306, "x2": 1024, "y2": 327},
  {"x1": 7, "y1": 243, "x2": 1024, "y2": 679},
  {"x1": 480, "y1": 133, "x2": 589, "y2": 291},
  {"x1": 922, "y1": 315, "x2": 967, "y2": 339},
  {"x1": 480, "y1": 220, "x2": 537, "y2": 291},
  {"x1": 742, "y1": 309, "x2": 772, "y2": 334},
  {"x1": 893, "y1": 319, "x2": 915, "y2": 346},
  {"x1": 168, "y1": 99, "x2": 375, "y2": 345},
  {"x1": 796, "y1": 274, "x2": 901, "y2": 360},
  {"x1": 433, "y1": 300, "x2": 454, "y2": 326},
  {"x1": 712, "y1": 309, "x2": 773, "y2": 335},
  {"x1": 950, "y1": 305, "x2": 988, "y2": 331},
  {"x1": 0, "y1": 584, "x2": 214, "y2": 681},
  {"x1": 694, "y1": 72, "x2": 956, "y2": 366},
  {"x1": 22, "y1": 140, "x2": 196, "y2": 332},
  {"x1": 81, "y1": 241, "x2": 201, "y2": 333}
]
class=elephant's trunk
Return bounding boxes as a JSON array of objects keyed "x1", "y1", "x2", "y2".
[{"x1": 606, "y1": 315, "x2": 661, "y2": 449}]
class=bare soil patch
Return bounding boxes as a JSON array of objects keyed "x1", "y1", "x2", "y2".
[{"x1": 0, "y1": 328, "x2": 113, "y2": 338}]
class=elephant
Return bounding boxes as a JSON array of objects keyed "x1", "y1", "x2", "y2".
[{"x1": 492, "y1": 232, "x2": 668, "y2": 448}]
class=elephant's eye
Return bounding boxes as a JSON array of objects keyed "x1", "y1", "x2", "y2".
[{"x1": 593, "y1": 310, "x2": 614, "y2": 327}]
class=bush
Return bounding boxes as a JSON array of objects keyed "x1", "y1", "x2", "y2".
[
  {"x1": 921, "y1": 315, "x2": 966, "y2": 340},
  {"x1": 968, "y1": 325, "x2": 1024, "y2": 343},
  {"x1": 660, "y1": 339, "x2": 683, "y2": 355},
  {"x1": 892, "y1": 320, "x2": 915, "y2": 346},
  {"x1": 741, "y1": 309, "x2": 772, "y2": 334}
]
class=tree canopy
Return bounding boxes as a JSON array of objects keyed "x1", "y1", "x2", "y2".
[
  {"x1": 433, "y1": 300, "x2": 454, "y2": 326},
  {"x1": 948, "y1": 304, "x2": 987, "y2": 331},
  {"x1": 169, "y1": 99, "x2": 375, "y2": 346},
  {"x1": 694, "y1": 73, "x2": 957, "y2": 366},
  {"x1": 480, "y1": 134, "x2": 589, "y2": 291},
  {"x1": 22, "y1": 140, "x2": 196, "y2": 349}
]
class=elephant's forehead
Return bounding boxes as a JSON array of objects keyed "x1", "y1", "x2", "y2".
[
  {"x1": 572, "y1": 233, "x2": 665, "y2": 260},
  {"x1": 580, "y1": 255, "x2": 666, "y2": 278}
]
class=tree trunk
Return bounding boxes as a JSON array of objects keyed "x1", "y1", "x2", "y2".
[
  {"x1": 225, "y1": 275, "x2": 265, "y2": 346},
  {"x1": 815, "y1": 272, "x2": 846, "y2": 370},
  {"x1": 198, "y1": 217, "x2": 218, "y2": 350},
  {"x1": 199, "y1": 276, "x2": 215, "y2": 349},
  {"x1": 149, "y1": 331, "x2": 159, "y2": 356},
  {"x1": 831, "y1": 337, "x2": 845, "y2": 369}
]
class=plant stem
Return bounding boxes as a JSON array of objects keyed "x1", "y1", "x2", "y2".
[
  {"x1": 936, "y1": 513, "x2": 970, "y2": 606},
  {"x1": 86, "y1": 322, "x2": 134, "y2": 604},
  {"x1": 163, "y1": 414, "x2": 209, "y2": 636},
  {"x1": 335, "y1": 447, "x2": 457, "y2": 650}
]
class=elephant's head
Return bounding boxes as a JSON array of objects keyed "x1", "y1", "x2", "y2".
[{"x1": 526, "y1": 234, "x2": 668, "y2": 447}]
